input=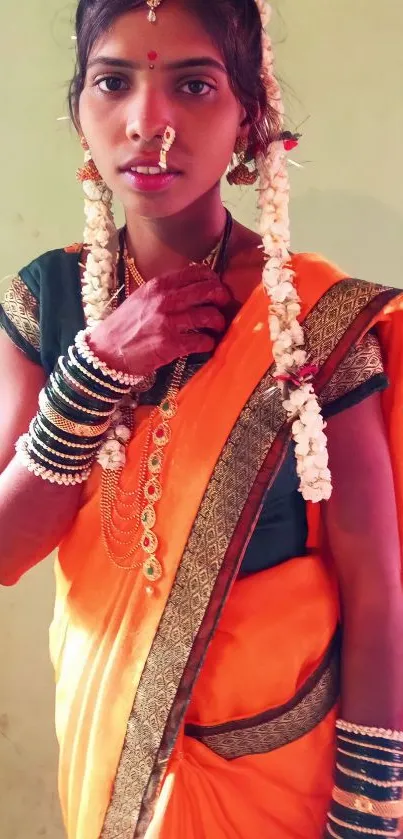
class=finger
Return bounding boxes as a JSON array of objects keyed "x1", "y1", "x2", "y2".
[
  {"x1": 171, "y1": 306, "x2": 227, "y2": 335},
  {"x1": 167, "y1": 280, "x2": 232, "y2": 313}
]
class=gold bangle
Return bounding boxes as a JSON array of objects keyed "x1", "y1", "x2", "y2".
[
  {"x1": 336, "y1": 763, "x2": 403, "y2": 789},
  {"x1": 333, "y1": 786, "x2": 403, "y2": 818},
  {"x1": 336, "y1": 721, "x2": 403, "y2": 745},
  {"x1": 328, "y1": 812, "x2": 400, "y2": 836},
  {"x1": 35, "y1": 415, "x2": 100, "y2": 450},
  {"x1": 67, "y1": 347, "x2": 128, "y2": 394},
  {"x1": 29, "y1": 424, "x2": 94, "y2": 461},
  {"x1": 338, "y1": 747, "x2": 403, "y2": 769},
  {"x1": 338, "y1": 735, "x2": 403, "y2": 757},
  {"x1": 28, "y1": 439, "x2": 93, "y2": 471},
  {"x1": 50, "y1": 375, "x2": 113, "y2": 417},
  {"x1": 58, "y1": 357, "x2": 118, "y2": 404},
  {"x1": 39, "y1": 391, "x2": 110, "y2": 438}
]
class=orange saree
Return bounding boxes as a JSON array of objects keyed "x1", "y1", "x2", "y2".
[{"x1": 51, "y1": 252, "x2": 403, "y2": 839}]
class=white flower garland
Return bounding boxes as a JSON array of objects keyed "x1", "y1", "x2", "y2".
[
  {"x1": 255, "y1": 0, "x2": 332, "y2": 502},
  {"x1": 77, "y1": 1, "x2": 332, "y2": 500},
  {"x1": 78, "y1": 149, "x2": 133, "y2": 470}
]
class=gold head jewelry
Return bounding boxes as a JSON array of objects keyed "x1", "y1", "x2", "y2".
[
  {"x1": 159, "y1": 125, "x2": 176, "y2": 170},
  {"x1": 146, "y1": 0, "x2": 163, "y2": 23}
]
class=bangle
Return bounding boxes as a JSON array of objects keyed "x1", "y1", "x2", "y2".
[
  {"x1": 39, "y1": 390, "x2": 110, "y2": 438},
  {"x1": 326, "y1": 824, "x2": 363, "y2": 839},
  {"x1": 45, "y1": 385, "x2": 106, "y2": 426},
  {"x1": 26, "y1": 437, "x2": 93, "y2": 472},
  {"x1": 67, "y1": 347, "x2": 130, "y2": 396},
  {"x1": 34, "y1": 415, "x2": 100, "y2": 450},
  {"x1": 338, "y1": 735, "x2": 403, "y2": 758},
  {"x1": 16, "y1": 436, "x2": 91, "y2": 485},
  {"x1": 49, "y1": 374, "x2": 113, "y2": 418},
  {"x1": 54, "y1": 365, "x2": 116, "y2": 412},
  {"x1": 332, "y1": 787, "x2": 403, "y2": 818},
  {"x1": 75, "y1": 329, "x2": 137, "y2": 387},
  {"x1": 336, "y1": 721, "x2": 403, "y2": 745},
  {"x1": 58, "y1": 356, "x2": 118, "y2": 404},
  {"x1": 336, "y1": 764, "x2": 403, "y2": 789},
  {"x1": 328, "y1": 813, "x2": 400, "y2": 836},
  {"x1": 338, "y1": 747, "x2": 403, "y2": 770},
  {"x1": 28, "y1": 426, "x2": 93, "y2": 463}
]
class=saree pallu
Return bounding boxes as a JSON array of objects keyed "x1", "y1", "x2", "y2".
[{"x1": 52, "y1": 253, "x2": 403, "y2": 839}]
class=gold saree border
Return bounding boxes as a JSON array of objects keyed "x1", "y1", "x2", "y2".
[
  {"x1": 101, "y1": 279, "x2": 401, "y2": 839},
  {"x1": 2, "y1": 274, "x2": 40, "y2": 350},
  {"x1": 185, "y1": 630, "x2": 340, "y2": 760}
]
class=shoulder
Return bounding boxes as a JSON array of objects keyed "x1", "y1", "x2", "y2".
[
  {"x1": 19, "y1": 244, "x2": 84, "y2": 298},
  {"x1": 291, "y1": 251, "x2": 400, "y2": 321}
]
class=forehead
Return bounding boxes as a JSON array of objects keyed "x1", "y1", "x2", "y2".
[{"x1": 90, "y1": 3, "x2": 223, "y2": 63}]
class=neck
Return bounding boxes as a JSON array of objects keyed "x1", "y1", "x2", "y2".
[{"x1": 124, "y1": 187, "x2": 228, "y2": 280}]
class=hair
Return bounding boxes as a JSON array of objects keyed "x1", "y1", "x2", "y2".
[{"x1": 68, "y1": 0, "x2": 281, "y2": 158}]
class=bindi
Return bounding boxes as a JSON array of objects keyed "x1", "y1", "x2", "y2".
[{"x1": 147, "y1": 50, "x2": 158, "y2": 68}]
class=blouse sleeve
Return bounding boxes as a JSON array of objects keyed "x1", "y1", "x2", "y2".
[
  {"x1": 0, "y1": 274, "x2": 41, "y2": 365},
  {"x1": 320, "y1": 330, "x2": 388, "y2": 419}
]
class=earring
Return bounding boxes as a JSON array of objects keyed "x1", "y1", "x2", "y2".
[
  {"x1": 76, "y1": 137, "x2": 103, "y2": 183},
  {"x1": 226, "y1": 137, "x2": 258, "y2": 186}
]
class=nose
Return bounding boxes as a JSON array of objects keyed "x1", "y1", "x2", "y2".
[{"x1": 125, "y1": 84, "x2": 173, "y2": 144}]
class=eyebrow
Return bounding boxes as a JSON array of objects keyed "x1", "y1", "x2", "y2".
[{"x1": 87, "y1": 56, "x2": 227, "y2": 73}]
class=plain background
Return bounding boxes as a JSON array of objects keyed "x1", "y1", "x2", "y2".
[{"x1": 1, "y1": 1, "x2": 402, "y2": 836}]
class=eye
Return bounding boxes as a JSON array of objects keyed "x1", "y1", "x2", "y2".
[
  {"x1": 179, "y1": 80, "x2": 215, "y2": 96},
  {"x1": 96, "y1": 76, "x2": 129, "y2": 94}
]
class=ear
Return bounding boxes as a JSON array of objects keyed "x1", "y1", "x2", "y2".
[{"x1": 237, "y1": 108, "x2": 250, "y2": 142}]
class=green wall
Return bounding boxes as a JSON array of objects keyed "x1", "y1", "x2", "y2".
[{"x1": 0, "y1": 2, "x2": 402, "y2": 837}]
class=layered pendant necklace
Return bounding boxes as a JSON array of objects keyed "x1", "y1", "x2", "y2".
[{"x1": 100, "y1": 214, "x2": 232, "y2": 594}]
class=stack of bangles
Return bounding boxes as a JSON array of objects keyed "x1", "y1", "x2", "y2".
[
  {"x1": 325, "y1": 719, "x2": 403, "y2": 838},
  {"x1": 15, "y1": 329, "x2": 139, "y2": 486}
]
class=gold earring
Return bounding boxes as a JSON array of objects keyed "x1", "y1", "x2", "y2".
[
  {"x1": 76, "y1": 137, "x2": 102, "y2": 183},
  {"x1": 226, "y1": 137, "x2": 258, "y2": 186}
]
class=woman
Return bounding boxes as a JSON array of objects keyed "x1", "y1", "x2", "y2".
[{"x1": 1, "y1": 0, "x2": 403, "y2": 837}]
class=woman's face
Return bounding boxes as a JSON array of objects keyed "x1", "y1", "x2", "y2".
[{"x1": 79, "y1": 0, "x2": 248, "y2": 218}]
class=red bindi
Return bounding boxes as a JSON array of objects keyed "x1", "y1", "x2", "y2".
[{"x1": 147, "y1": 51, "x2": 158, "y2": 61}]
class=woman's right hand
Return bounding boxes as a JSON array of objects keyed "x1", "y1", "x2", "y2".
[{"x1": 88, "y1": 264, "x2": 231, "y2": 377}]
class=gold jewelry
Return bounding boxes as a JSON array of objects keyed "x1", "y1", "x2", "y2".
[
  {"x1": 29, "y1": 423, "x2": 93, "y2": 462},
  {"x1": 159, "y1": 125, "x2": 176, "y2": 171},
  {"x1": 336, "y1": 721, "x2": 403, "y2": 744},
  {"x1": 332, "y1": 787, "x2": 403, "y2": 819},
  {"x1": 146, "y1": 0, "x2": 163, "y2": 24},
  {"x1": 58, "y1": 357, "x2": 118, "y2": 404},
  {"x1": 328, "y1": 812, "x2": 400, "y2": 836},
  {"x1": 101, "y1": 225, "x2": 227, "y2": 591},
  {"x1": 226, "y1": 137, "x2": 258, "y2": 186},
  {"x1": 35, "y1": 414, "x2": 100, "y2": 450},
  {"x1": 336, "y1": 763, "x2": 403, "y2": 789},
  {"x1": 50, "y1": 375, "x2": 113, "y2": 417},
  {"x1": 39, "y1": 390, "x2": 110, "y2": 438},
  {"x1": 338, "y1": 747, "x2": 403, "y2": 769},
  {"x1": 338, "y1": 735, "x2": 403, "y2": 757}
]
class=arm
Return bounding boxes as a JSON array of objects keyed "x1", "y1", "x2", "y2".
[
  {"x1": 0, "y1": 331, "x2": 83, "y2": 586},
  {"x1": 323, "y1": 391, "x2": 403, "y2": 727}
]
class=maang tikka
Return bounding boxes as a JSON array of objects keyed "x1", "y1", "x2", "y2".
[{"x1": 146, "y1": 0, "x2": 163, "y2": 23}]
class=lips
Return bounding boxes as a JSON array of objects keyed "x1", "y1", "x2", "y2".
[{"x1": 119, "y1": 159, "x2": 181, "y2": 175}]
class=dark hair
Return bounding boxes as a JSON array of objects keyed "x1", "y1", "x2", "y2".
[{"x1": 68, "y1": 0, "x2": 281, "y2": 158}]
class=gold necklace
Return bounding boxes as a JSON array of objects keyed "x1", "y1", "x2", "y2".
[{"x1": 100, "y1": 230, "x2": 227, "y2": 594}]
